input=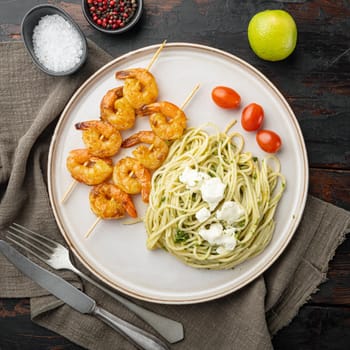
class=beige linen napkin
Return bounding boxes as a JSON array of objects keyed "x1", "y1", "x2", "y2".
[{"x1": 1, "y1": 41, "x2": 349, "y2": 350}]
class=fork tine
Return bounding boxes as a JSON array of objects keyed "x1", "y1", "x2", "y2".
[
  {"x1": 6, "y1": 234, "x2": 50, "y2": 265},
  {"x1": 6, "y1": 229, "x2": 52, "y2": 258},
  {"x1": 8, "y1": 226, "x2": 54, "y2": 255},
  {"x1": 11, "y1": 223, "x2": 58, "y2": 250}
]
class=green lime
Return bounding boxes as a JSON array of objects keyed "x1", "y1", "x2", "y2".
[{"x1": 248, "y1": 9, "x2": 297, "y2": 61}]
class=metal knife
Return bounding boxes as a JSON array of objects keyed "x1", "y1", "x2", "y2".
[{"x1": 0, "y1": 240, "x2": 169, "y2": 350}]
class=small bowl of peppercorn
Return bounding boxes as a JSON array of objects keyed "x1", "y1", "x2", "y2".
[{"x1": 82, "y1": 0, "x2": 142, "y2": 34}]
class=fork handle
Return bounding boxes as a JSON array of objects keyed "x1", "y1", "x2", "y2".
[
  {"x1": 73, "y1": 268, "x2": 184, "y2": 344},
  {"x1": 93, "y1": 305, "x2": 169, "y2": 350}
]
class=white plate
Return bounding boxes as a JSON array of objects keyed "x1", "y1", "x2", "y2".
[{"x1": 48, "y1": 43, "x2": 308, "y2": 304}]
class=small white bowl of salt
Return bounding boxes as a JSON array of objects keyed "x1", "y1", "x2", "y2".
[{"x1": 21, "y1": 4, "x2": 87, "y2": 76}]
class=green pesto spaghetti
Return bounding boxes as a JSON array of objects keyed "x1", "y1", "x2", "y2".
[{"x1": 145, "y1": 125, "x2": 286, "y2": 270}]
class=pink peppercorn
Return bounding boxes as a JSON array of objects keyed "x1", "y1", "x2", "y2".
[{"x1": 86, "y1": 0, "x2": 138, "y2": 31}]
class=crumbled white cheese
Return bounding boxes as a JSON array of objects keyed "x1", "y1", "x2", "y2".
[
  {"x1": 216, "y1": 238, "x2": 236, "y2": 254},
  {"x1": 216, "y1": 201, "x2": 245, "y2": 224},
  {"x1": 179, "y1": 167, "x2": 209, "y2": 189},
  {"x1": 200, "y1": 177, "x2": 226, "y2": 211},
  {"x1": 199, "y1": 223, "x2": 237, "y2": 253},
  {"x1": 179, "y1": 167, "x2": 226, "y2": 211},
  {"x1": 198, "y1": 223, "x2": 223, "y2": 244},
  {"x1": 195, "y1": 207, "x2": 211, "y2": 223},
  {"x1": 216, "y1": 247, "x2": 226, "y2": 255},
  {"x1": 223, "y1": 227, "x2": 237, "y2": 236}
]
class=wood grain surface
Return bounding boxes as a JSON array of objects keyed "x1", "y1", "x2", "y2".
[{"x1": 0, "y1": 0, "x2": 349, "y2": 349}]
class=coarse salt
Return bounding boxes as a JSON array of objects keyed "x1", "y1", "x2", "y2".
[{"x1": 32, "y1": 14, "x2": 83, "y2": 73}]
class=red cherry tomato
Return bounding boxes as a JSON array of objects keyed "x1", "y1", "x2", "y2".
[
  {"x1": 211, "y1": 86, "x2": 241, "y2": 109},
  {"x1": 241, "y1": 103, "x2": 264, "y2": 131},
  {"x1": 256, "y1": 130, "x2": 282, "y2": 153}
]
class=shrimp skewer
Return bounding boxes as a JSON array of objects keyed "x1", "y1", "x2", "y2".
[
  {"x1": 62, "y1": 42, "x2": 167, "y2": 205},
  {"x1": 115, "y1": 68, "x2": 159, "y2": 109},
  {"x1": 62, "y1": 149, "x2": 113, "y2": 204},
  {"x1": 121, "y1": 131, "x2": 169, "y2": 170},
  {"x1": 100, "y1": 87, "x2": 136, "y2": 130},
  {"x1": 99, "y1": 41, "x2": 166, "y2": 127},
  {"x1": 85, "y1": 183, "x2": 138, "y2": 238},
  {"x1": 90, "y1": 183, "x2": 137, "y2": 219},
  {"x1": 66, "y1": 149, "x2": 113, "y2": 185},
  {"x1": 113, "y1": 157, "x2": 151, "y2": 203},
  {"x1": 113, "y1": 40, "x2": 166, "y2": 109},
  {"x1": 61, "y1": 137, "x2": 110, "y2": 204},
  {"x1": 138, "y1": 101, "x2": 186, "y2": 141},
  {"x1": 75, "y1": 120, "x2": 122, "y2": 157},
  {"x1": 138, "y1": 84, "x2": 200, "y2": 141},
  {"x1": 63, "y1": 102, "x2": 126, "y2": 204}
]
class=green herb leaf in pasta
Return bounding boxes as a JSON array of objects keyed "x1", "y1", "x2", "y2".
[{"x1": 174, "y1": 229, "x2": 190, "y2": 243}]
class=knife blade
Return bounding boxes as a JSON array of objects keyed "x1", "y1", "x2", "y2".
[{"x1": 0, "y1": 240, "x2": 169, "y2": 350}]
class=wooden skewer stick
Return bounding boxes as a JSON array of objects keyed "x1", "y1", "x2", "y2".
[
  {"x1": 61, "y1": 158, "x2": 92, "y2": 204},
  {"x1": 61, "y1": 158, "x2": 91, "y2": 204},
  {"x1": 146, "y1": 40, "x2": 167, "y2": 71},
  {"x1": 181, "y1": 83, "x2": 200, "y2": 110},
  {"x1": 85, "y1": 217, "x2": 102, "y2": 238},
  {"x1": 61, "y1": 180, "x2": 78, "y2": 204}
]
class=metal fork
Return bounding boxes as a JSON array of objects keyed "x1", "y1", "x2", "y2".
[{"x1": 6, "y1": 223, "x2": 184, "y2": 344}]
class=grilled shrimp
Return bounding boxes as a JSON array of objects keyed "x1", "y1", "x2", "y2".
[
  {"x1": 75, "y1": 120, "x2": 122, "y2": 157},
  {"x1": 122, "y1": 131, "x2": 169, "y2": 170},
  {"x1": 89, "y1": 183, "x2": 137, "y2": 219},
  {"x1": 138, "y1": 101, "x2": 187, "y2": 140},
  {"x1": 66, "y1": 149, "x2": 113, "y2": 185},
  {"x1": 113, "y1": 157, "x2": 151, "y2": 203},
  {"x1": 115, "y1": 68, "x2": 158, "y2": 109},
  {"x1": 100, "y1": 86, "x2": 135, "y2": 130}
]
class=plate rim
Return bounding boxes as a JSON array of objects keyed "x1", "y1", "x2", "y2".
[{"x1": 48, "y1": 42, "x2": 309, "y2": 304}]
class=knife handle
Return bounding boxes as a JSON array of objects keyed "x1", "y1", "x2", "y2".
[
  {"x1": 93, "y1": 306, "x2": 169, "y2": 350},
  {"x1": 73, "y1": 268, "x2": 183, "y2": 343}
]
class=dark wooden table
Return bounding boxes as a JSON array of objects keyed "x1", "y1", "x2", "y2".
[{"x1": 1, "y1": 0, "x2": 349, "y2": 349}]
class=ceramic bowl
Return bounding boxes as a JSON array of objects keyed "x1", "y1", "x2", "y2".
[
  {"x1": 81, "y1": 0, "x2": 143, "y2": 34},
  {"x1": 21, "y1": 4, "x2": 87, "y2": 76}
]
